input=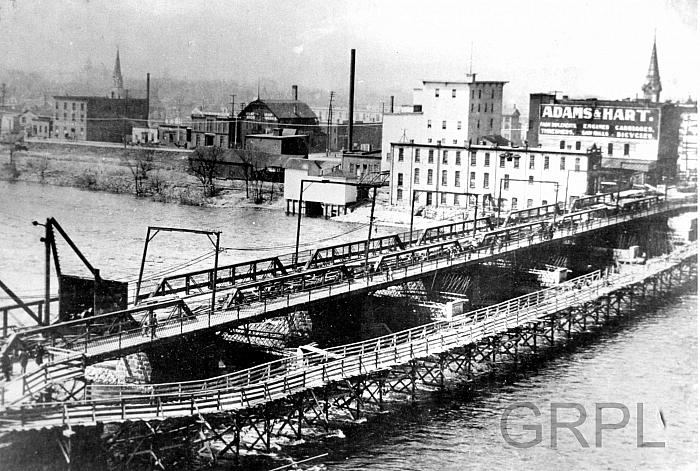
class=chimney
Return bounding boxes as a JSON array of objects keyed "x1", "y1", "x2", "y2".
[
  {"x1": 146, "y1": 73, "x2": 151, "y2": 122},
  {"x1": 348, "y1": 48, "x2": 356, "y2": 151},
  {"x1": 292, "y1": 85, "x2": 298, "y2": 100},
  {"x1": 390, "y1": 95, "x2": 394, "y2": 113}
]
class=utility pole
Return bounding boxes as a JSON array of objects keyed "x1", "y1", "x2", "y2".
[
  {"x1": 230, "y1": 94, "x2": 237, "y2": 148},
  {"x1": 327, "y1": 91, "x2": 334, "y2": 155}
]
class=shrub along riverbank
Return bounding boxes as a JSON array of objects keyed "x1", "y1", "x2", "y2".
[{"x1": 0, "y1": 142, "x2": 284, "y2": 208}]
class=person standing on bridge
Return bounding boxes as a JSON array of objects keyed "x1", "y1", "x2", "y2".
[
  {"x1": 1, "y1": 354, "x2": 12, "y2": 381},
  {"x1": 18, "y1": 349, "x2": 28, "y2": 375},
  {"x1": 35, "y1": 343, "x2": 46, "y2": 366}
]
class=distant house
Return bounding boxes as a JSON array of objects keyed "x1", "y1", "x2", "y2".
[
  {"x1": 157, "y1": 123, "x2": 189, "y2": 148},
  {"x1": 52, "y1": 50, "x2": 149, "y2": 143},
  {"x1": 189, "y1": 110, "x2": 236, "y2": 148},
  {"x1": 21, "y1": 110, "x2": 52, "y2": 139},
  {"x1": 245, "y1": 132, "x2": 309, "y2": 157},
  {"x1": 0, "y1": 112, "x2": 21, "y2": 136},
  {"x1": 284, "y1": 157, "x2": 357, "y2": 217},
  {"x1": 238, "y1": 97, "x2": 325, "y2": 152},
  {"x1": 131, "y1": 126, "x2": 159, "y2": 144}
]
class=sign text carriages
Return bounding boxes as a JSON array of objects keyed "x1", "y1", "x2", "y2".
[{"x1": 539, "y1": 104, "x2": 659, "y2": 140}]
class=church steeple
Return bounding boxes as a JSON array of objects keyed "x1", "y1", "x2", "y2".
[
  {"x1": 111, "y1": 48, "x2": 124, "y2": 99},
  {"x1": 642, "y1": 37, "x2": 662, "y2": 102}
]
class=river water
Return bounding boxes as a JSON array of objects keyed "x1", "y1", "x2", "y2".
[
  {"x1": 0, "y1": 181, "x2": 388, "y2": 318},
  {"x1": 0, "y1": 181, "x2": 696, "y2": 469}
]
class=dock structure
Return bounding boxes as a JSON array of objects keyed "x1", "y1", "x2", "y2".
[{"x1": 0, "y1": 193, "x2": 696, "y2": 467}]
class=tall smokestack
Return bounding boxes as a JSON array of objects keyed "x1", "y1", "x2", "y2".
[
  {"x1": 390, "y1": 95, "x2": 394, "y2": 113},
  {"x1": 292, "y1": 85, "x2": 298, "y2": 101},
  {"x1": 348, "y1": 49, "x2": 356, "y2": 151},
  {"x1": 146, "y1": 73, "x2": 150, "y2": 122}
]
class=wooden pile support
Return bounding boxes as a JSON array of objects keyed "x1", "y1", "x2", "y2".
[{"x1": 90, "y1": 253, "x2": 696, "y2": 469}]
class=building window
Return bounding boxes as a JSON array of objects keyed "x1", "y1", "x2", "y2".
[
  {"x1": 435, "y1": 88, "x2": 440, "y2": 97},
  {"x1": 624, "y1": 144, "x2": 630, "y2": 156},
  {"x1": 80, "y1": 103, "x2": 84, "y2": 111},
  {"x1": 415, "y1": 148, "x2": 421, "y2": 162},
  {"x1": 427, "y1": 119, "x2": 432, "y2": 129},
  {"x1": 608, "y1": 143, "x2": 613, "y2": 156},
  {"x1": 63, "y1": 102, "x2": 67, "y2": 109},
  {"x1": 478, "y1": 90, "x2": 482, "y2": 99},
  {"x1": 397, "y1": 189, "x2": 403, "y2": 201},
  {"x1": 428, "y1": 138, "x2": 432, "y2": 143},
  {"x1": 454, "y1": 194, "x2": 460, "y2": 205},
  {"x1": 470, "y1": 103, "x2": 474, "y2": 112},
  {"x1": 453, "y1": 139, "x2": 458, "y2": 145},
  {"x1": 442, "y1": 151, "x2": 448, "y2": 164},
  {"x1": 500, "y1": 155, "x2": 505, "y2": 168},
  {"x1": 470, "y1": 152, "x2": 476, "y2": 166},
  {"x1": 513, "y1": 157, "x2": 520, "y2": 169},
  {"x1": 398, "y1": 148, "x2": 404, "y2": 162},
  {"x1": 504, "y1": 174, "x2": 510, "y2": 190},
  {"x1": 452, "y1": 89, "x2": 457, "y2": 98},
  {"x1": 559, "y1": 140, "x2": 565, "y2": 149},
  {"x1": 529, "y1": 155, "x2": 535, "y2": 169},
  {"x1": 440, "y1": 193, "x2": 447, "y2": 204},
  {"x1": 427, "y1": 192, "x2": 433, "y2": 205},
  {"x1": 471, "y1": 90, "x2": 474, "y2": 99},
  {"x1": 469, "y1": 171, "x2": 475, "y2": 188},
  {"x1": 544, "y1": 156, "x2": 550, "y2": 169},
  {"x1": 527, "y1": 198, "x2": 533, "y2": 208},
  {"x1": 397, "y1": 173, "x2": 404, "y2": 186},
  {"x1": 528, "y1": 175, "x2": 534, "y2": 185},
  {"x1": 483, "y1": 173, "x2": 490, "y2": 189},
  {"x1": 560, "y1": 157, "x2": 565, "y2": 170},
  {"x1": 511, "y1": 197, "x2": 518, "y2": 210},
  {"x1": 575, "y1": 141, "x2": 581, "y2": 150},
  {"x1": 542, "y1": 200, "x2": 548, "y2": 205},
  {"x1": 491, "y1": 103, "x2": 494, "y2": 113},
  {"x1": 427, "y1": 169, "x2": 433, "y2": 185},
  {"x1": 575, "y1": 157, "x2": 581, "y2": 171},
  {"x1": 442, "y1": 120, "x2": 446, "y2": 130},
  {"x1": 484, "y1": 152, "x2": 490, "y2": 167},
  {"x1": 477, "y1": 120, "x2": 480, "y2": 129},
  {"x1": 441, "y1": 170, "x2": 448, "y2": 186},
  {"x1": 72, "y1": 103, "x2": 76, "y2": 110},
  {"x1": 492, "y1": 89, "x2": 495, "y2": 99},
  {"x1": 414, "y1": 168, "x2": 420, "y2": 184},
  {"x1": 428, "y1": 150, "x2": 434, "y2": 163},
  {"x1": 455, "y1": 171, "x2": 461, "y2": 187},
  {"x1": 455, "y1": 151, "x2": 461, "y2": 165},
  {"x1": 489, "y1": 118, "x2": 493, "y2": 129},
  {"x1": 457, "y1": 121, "x2": 462, "y2": 130},
  {"x1": 478, "y1": 104, "x2": 481, "y2": 112}
]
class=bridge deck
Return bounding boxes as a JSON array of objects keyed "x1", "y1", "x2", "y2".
[{"x1": 1, "y1": 243, "x2": 695, "y2": 431}]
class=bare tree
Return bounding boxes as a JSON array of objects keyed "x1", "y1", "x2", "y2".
[
  {"x1": 188, "y1": 146, "x2": 226, "y2": 197},
  {"x1": 121, "y1": 148, "x2": 155, "y2": 196},
  {"x1": 236, "y1": 149, "x2": 273, "y2": 203}
]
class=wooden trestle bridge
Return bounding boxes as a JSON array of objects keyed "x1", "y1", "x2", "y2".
[{"x1": 0, "y1": 193, "x2": 696, "y2": 468}]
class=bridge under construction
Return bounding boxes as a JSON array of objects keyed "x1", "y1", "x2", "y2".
[{"x1": 0, "y1": 192, "x2": 696, "y2": 469}]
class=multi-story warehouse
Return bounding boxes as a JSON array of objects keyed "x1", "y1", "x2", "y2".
[
  {"x1": 526, "y1": 40, "x2": 680, "y2": 182},
  {"x1": 189, "y1": 111, "x2": 236, "y2": 148},
  {"x1": 52, "y1": 51, "x2": 149, "y2": 143},
  {"x1": 388, "y1": 141, "x2": 601, "y2": 212},
  {"x1": 381, "y1": 75, "x2": 506, "y2": 172}
]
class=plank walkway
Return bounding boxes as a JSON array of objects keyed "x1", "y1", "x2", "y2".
[{"x1": 1, "y1": 242, "x2": 695, "y2": 432}]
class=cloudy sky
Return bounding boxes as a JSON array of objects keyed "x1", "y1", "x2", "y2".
[{"x1": 0, "y1": 0, "x2": 696, "y2": 109}]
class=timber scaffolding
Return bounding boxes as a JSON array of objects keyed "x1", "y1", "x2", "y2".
[
  {"x1": 0, "y1": 244, "x2": 696, "y2": 469},
  {"x1": 0, "y1": 196, "x2": 694, "y2": 410}
]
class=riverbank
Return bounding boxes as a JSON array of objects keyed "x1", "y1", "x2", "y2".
[{"x1": 0, "y1": 141, "x2": 286, "y2": 209}]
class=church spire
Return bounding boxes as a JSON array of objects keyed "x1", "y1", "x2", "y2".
[
  {"x1": 642, "y1": 37, "x2": 662, "y2": 102},
  {"x1": 111, "y1": 48, "x2": 124, "y2": 99}
]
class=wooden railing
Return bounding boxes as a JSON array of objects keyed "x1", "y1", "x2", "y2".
[
  {"x1": 0, "y1": 245, "x2": 695, "y2": 430},
  {"x1": 1, "y1": 199, "x2": 692, "y2": 373}
]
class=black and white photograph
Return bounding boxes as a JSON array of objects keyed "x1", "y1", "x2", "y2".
[{"x1": 0, "y1": 0, "x2": 696, "y2": 469}]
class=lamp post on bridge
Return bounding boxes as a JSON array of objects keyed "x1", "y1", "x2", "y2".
[
  {"x1": 409, "y1": 189, "x2": 481, "y2": 238},
  {"x1": 497, "y1": 177, "x2": 560, "y2": 225},
  {"x1": 294, "y1": 178, "x2": 381, "y2": 270}
]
